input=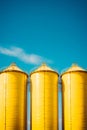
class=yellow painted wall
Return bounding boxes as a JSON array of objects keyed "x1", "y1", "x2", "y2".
[
  {"x1": 62, "y1": 72, "x2": 87, "y2": 130},
  {"x1": 0, "y1": 71, "x2": 28, "y2": 130},
  {"x1": 30, "y1": 71, "x2": 58, "y2": 130}
]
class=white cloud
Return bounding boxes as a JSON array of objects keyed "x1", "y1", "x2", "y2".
[{"x1": 0, "y1": 46, "x2": 51, "y2": 65}]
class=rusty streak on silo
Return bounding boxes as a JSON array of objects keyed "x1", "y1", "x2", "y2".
[
  {"x1": 61, "y1": 64, "x2": 87, "y2": 130},
  {"x1": 30, "y1": 63, "x2": 59, "y2": 130},
  {"x1": 0, "y1": 63, "x2": 28, "y2": 130}
]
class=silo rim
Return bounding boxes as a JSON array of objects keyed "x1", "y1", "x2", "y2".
[
  {"x1": 0, "y1": 70, "x2": 28, "y2": 77},
  {"x1": 61, "y1": 70, "x2": 87, "y2": 77},
  {"x1": 30, "y1": 70, "x2": 59, "y2": 76}
]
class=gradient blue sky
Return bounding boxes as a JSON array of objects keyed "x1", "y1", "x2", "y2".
[{"x1": 0, "y1": 0, "x2": 87, "y2": 130}]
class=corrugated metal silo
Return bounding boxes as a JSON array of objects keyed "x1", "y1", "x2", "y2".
[
  {"x1": 0, "y1": 63, "x2": 28, "y2": 130},
  {"x1": 30, "y1": 63, "x2": 59, "y2": 130},
  {"x1": 61, "y1": 64, "x2": 87, "y2": 130}
]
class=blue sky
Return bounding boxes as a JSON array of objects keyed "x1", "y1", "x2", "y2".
[{"x1": 0, "y1": 0, "x2": 87, "y2": 130}]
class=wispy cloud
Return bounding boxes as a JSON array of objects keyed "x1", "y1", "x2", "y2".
[{"x1": 0, "y1": 46, "x2": 51, "y2": 65}]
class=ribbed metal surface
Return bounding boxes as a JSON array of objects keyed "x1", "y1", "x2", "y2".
[
  {"x1": 61, "y1": 64, "x2": 87, "y2": 130},
  {"x1": 30, "y1": 64, "x2": 58, "y2": 130},
  {"x1": 0, "y1": 63, "x2": 28, "y2": 130}
]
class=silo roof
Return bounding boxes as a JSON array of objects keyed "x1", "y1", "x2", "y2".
[
  {"x1": 30, "y1": 63, "x2": 58, "y2": 75},
  {"x1": 61, "y1": 64, "x2": 87, "y2": 76},
  {"x1": 1, "y1": 63, "x2": 28, "y2": 76}
]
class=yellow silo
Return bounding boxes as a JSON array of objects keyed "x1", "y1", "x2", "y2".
[
  {"x1": 30, "y1": 63, "x2": 59, "y2": 130},
  {"x1": 61, "y1": 64, "x2": 87, "y2": 130},
  {"x1": 0, "y1": 63, "x2": 28, "y2": 130}
]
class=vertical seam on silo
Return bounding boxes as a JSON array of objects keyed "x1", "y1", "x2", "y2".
[
  {"x1": 70, "y1": 73, "x2": 72, "y2": 130},
  {"x1": 26, "y1": 75, "x2": 28, "y2": 130},
  {"x1": 30, "y1": 77, "x2": 32, "y2": 130},
  {"x1": 61, "y1": 77, "x2": 64, "y2": 130},
  {"x1": 4, "y1": 74, "x2": 5, "y2": 130},
  {"x1": 5, "y1": 73, "x2": 7, "y2": 130},
  {"x1": 24, "y1": 75, "x2": 25, "y2": 130},
  {"x1": 25, "y1": 75, "x2": 26, "y2": 130},
  {"x1": 44, "y1": 72, "x2": 45, "y2": 130}
]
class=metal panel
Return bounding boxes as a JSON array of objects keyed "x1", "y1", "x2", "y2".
[
  {"x1": 0, "y1": 71, "x2": 28, "y2": 130},
  {"x1": 0, "y1": 74, "x2": 5, "y2": 130},
  {"x1": 30, "y1": 69, "x2": 58, "y2": 130},
  {"x1": 62, "y1": 69, "x2": 87, "y2": 130}
]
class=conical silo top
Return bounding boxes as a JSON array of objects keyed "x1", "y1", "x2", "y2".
[
  {"x1": 61, "y1": 64, "x2": 86, "y2": 76},
  {"x1": 2, "y1": 63, "x2": 28, "y2": 76},
  {"x1": 35, "y1": 63, "x2": 54, "y2": 71},
  {"x1": 3, "y1": 63, "x2": 22, "y2": 72},
  {"x1": 30, "y1": 63, "x2": 58, "y2": 75}
]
